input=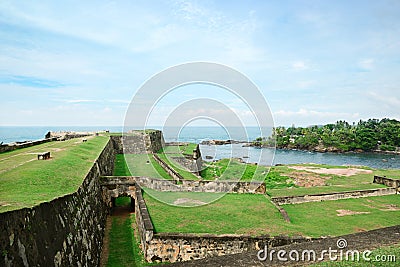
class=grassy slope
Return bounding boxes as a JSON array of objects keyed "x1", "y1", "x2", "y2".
[
  {"x1": 114, "y1": 154, "x2": 171, "y2": 179},
  {"x1": 0, "y1": 136, "x2": 109, "y2": 212}
]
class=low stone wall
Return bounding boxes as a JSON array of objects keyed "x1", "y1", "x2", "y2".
[
  {"x1": 101, "y1": 176, "x2": 266, "y2": 194},
  {"x1": 171, "y1": 156, "x2": 201, "y2": 174},
  {"x1": 180, "y1": 180, "x2": 266, "y2": 194},
  {"x1": 146, "y1": 232, "x2": 314, "y2": 263},
  {"x1": 272, "y1": 188, "x2": 397, "y2": 205},
  {"x1": 134, "y1": 187, "x2": 154, "y2": 258},
  {"x1": 152, "y1": 154, "x2": 184, "y2": 182},
  {"x1": 0, "y1": 138, "x2": 57, "y2": 153},
  {"x1": 0, "y1": 138, "x2": 115, "y2": 267},
  {"x1": 373, "y1": 175, "x2": 400, "y2": 191}
]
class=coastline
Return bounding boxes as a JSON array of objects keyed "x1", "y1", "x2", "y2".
[{"x1": 201, "y1": 139, "x2": 400, "y2": 156}]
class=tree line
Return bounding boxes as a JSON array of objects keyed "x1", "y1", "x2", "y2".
[{"x1": 254, "y1": 118, "x2": 400, "y2": 152}]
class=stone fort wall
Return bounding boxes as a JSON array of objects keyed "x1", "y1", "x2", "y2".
[
  {"x1": 0, "y1": 137, "x2": 58, "y2": 153},
  {"x1": 101, "y1": 176, "x2": 266, "y2": 194},
  {"x1": 0, "y1": 139, "x2": 115, "y2": 267},
  {"x1": 111, "y1": 130, "x2": 164, "y2": 154}
]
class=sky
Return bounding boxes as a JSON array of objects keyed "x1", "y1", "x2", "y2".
[{"x1": 0, "y1": 0, "x2": 400, "y2": 127}]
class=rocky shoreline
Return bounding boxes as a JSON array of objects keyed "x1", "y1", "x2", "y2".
[{"x1": 200, "y1": 139, "x2": 400, "y2": 155}]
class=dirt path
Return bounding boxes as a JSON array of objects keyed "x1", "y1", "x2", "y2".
[
  {"x1": 289, "y1": 166, "x2": 373, "y2": 177},
  {"x1": 100, "y1": 205, "x2": 137, "y2": 267},
  {"x1": 99, "y1": 216, "x2": 112, "y2": 267}
]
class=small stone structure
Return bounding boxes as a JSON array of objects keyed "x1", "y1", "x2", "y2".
[
  {"x1": 164, "y1": 143, "x2": 203, "y2": 175},
  {"x1": 373, "y1": 175, "x2": 400, "y2": 192}
]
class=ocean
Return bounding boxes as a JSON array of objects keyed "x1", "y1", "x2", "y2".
[{"x1": 0, "y1": 126, "x2": 399, "y2": 169}]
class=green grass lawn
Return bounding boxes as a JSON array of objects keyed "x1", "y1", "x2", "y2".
[
  {"x1": 267, "y1": 164, "x2": 395, "y2": 197},
  {"x1": 114, "y1": 154, "x2": 172, "y2": 180},
  {"x1": 282, "y1": 194, "x2": 400, "y2": 237},
  {"x1": 144, "y1": 191, "x2": 287, "y2": 235},
  {"x1": 159, "y1": 143, "x2": 197, "y2": 156},
  {"x1": 144, "y1": 191, "x2": 400, "y2": 238},
  {"x1": 0, "y1": 136, "x2": 109, "y2": 212},
  {"x1": 201, "y1": 158, "x2": 270, "y2": 182}
]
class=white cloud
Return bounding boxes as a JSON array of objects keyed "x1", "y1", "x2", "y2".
[
  {"x1": 367, "y1": 91, "x2": 400, "y2": 107},
  {"x1": 273, "y1": 108, "x2": 361, "y2": 126},
  {"x1": 296, "y1": 80, "x2": 316, "y2": 89},
  {"x1": 291, "y1": 61, "x2": 309, "y2": 70},
  {"x1": 66, "y1": 99, "x2": 97, "y2": 104},
  {"x1": 358, "y1": 58, "x2": 374, "y2": 71}
]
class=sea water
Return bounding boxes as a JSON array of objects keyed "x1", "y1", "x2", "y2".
[{"x1": 0, "y1": 126, "x2": 399, "y2": 169}]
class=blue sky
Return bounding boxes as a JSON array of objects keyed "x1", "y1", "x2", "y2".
[{"x1": 0, "y1": 0, "x2": 399, "y2": 127}]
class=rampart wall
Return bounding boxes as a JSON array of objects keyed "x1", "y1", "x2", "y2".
[
  {"x1": 0, "y1": 139, "x2": 115, "y2": 267},
  {"x1": 111, "y1": 130, "x2": 164, "y2": 154},
  {"x1": 0, "y1": 138, "x2": 58, "y2": 153},
  {"x1": 101, "y1": 176, "x2": 266, "y2": 194}
]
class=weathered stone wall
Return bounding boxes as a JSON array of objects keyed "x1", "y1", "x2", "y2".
[
  {"x1": 272, "y1": 187, "x2": 397, "y2": 205},
  {"x1": 152, "y1": 154, "x2": 184, "y2": 182},
  {"x1": 147, "y1": 130, "x2": 165, "y2": 153},
  {"x1": 47, "y1": 131, "x2": 94, "y2": 141},
  {"x1": 179, "y1": 180, "x2": 266, "y2": 194},
  {"x1": 0, "y1": 138, "x2": 58, "y2": 153},
  {"x1": 111, "y1": 130, "x2": 164, "y2": 154},
  {"x1": 168, "y1": 144, "x2": 203, "y2": 175},
  {"x1": 146, "y1": 233, "x2": 314, "y2": 263},
  {"x1": 373, "y1": 175, "x2": 400, "y2": 191},
  {"x1": 134, "y1": 187, "x2": 154, "y2": 256},
  {"x1": 101, "y1": 176, "x2": 266, "y2": 194},
  {"x1": 0, "y1": 139, "x2": 115, "y2": 267}
]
